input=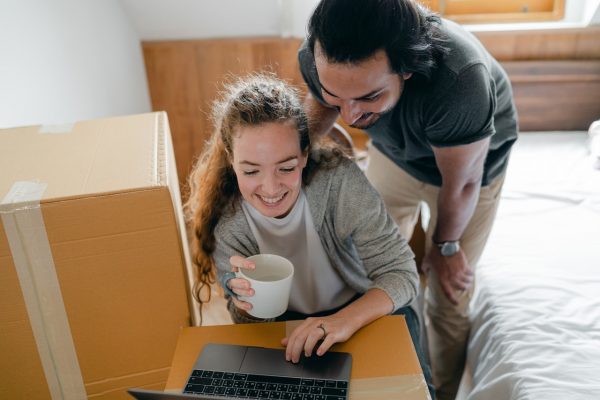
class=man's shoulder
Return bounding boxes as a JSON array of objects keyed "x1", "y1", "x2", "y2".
[
  {"x1": 298, "y1": 40, "x2": 328, "y2": 105},
  {"x1": 435, "y1": 19, "x2": 497, "y2": 78},
  {"x1": 298, "y1": 39, "x2": 319, "y2": 79},
  {"x1": 298, "y1": 39, "x2": 312, "y2": 61}
]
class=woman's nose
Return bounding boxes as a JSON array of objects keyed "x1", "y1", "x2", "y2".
[{"x1": 261, "y1": 173, "x2": 280, "y2": 193}]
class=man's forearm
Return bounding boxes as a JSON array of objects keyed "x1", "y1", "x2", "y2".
[
  {"x1": 304, "y1": 93, "x2": 339, "y2": 139},
  {"x1": 433, "y1": 180, "x2": 481, "y2": 242}
]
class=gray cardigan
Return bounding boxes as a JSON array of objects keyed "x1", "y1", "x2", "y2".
[{"x1": 213, "y1": 155, "x2": 418, "y2": 323}]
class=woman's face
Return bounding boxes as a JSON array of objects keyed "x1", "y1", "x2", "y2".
[{"x1": 231, "y1": 121, "x2": 307, "y2": 218}]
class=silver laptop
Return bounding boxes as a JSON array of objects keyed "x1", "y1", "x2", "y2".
[{"x1": 128, "y1": 342, "x2": 352, "y2": 400}]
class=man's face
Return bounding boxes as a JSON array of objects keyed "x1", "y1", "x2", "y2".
[{"x1": 314, "y1": 41, "x2": 412, "y2": 129}]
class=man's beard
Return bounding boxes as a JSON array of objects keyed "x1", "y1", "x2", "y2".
[
  {"x1": 350, "y1": 104, "x2": 394, "y2": 130},
  {"x1": 350, "y1": 112, "x2": 378, "y2": 129}
]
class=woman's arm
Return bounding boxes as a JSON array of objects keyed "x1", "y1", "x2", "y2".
[
  {"x1": 212, "y1": 212, "x2": 268, "y2": 323},
  {"x1": 282, "y1": 160, "x2": 418, "y2": 362},
  {"x1": 334, "y1": 159, "x2": 419, "y2": 309}
]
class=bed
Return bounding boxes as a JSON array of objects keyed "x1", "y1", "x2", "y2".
[{"x1": 464, "y1": 131, "x2": 600, "y2": 399}]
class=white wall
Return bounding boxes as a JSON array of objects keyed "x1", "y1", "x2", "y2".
[
  {"x1": 122, "y1": 0, "x2": 279, "y2": 40},
  {"x1": 0, "y1": 0, "x2": 151, "y2": 129},
  {"x1": 121, "y1": 0, "x2": 319, "y2": 40}
]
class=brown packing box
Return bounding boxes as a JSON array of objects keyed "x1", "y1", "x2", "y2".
[
  {"x1": 0, "y1": 112, "x2": 198, "y2": 399},
  {"x1": 165, "y1": 316, "x2": 430, "y2": 400}
]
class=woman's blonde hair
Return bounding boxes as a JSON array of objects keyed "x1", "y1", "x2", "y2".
[{"x1": 184, "y1": 74, "x2": 317, "y2": 313}]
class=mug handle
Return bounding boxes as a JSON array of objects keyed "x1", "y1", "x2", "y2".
[{"x1": 220, "y1": 271, "x2": 238, "y2": 299}]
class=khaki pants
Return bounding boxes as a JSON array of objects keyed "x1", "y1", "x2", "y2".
[{"x1": 365, "y1": 145, "x2": 504, "y2": 400}]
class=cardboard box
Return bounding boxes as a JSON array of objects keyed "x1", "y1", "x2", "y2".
[
  {"x1": 165, "y1": 316, "x2": 430, "y2": 400},
  {"x1": 0, "y1": 112, "x2": 197, "y2": 399}
]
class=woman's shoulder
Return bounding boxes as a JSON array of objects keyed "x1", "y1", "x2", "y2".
[
  {"x1": 213, "y1": 201, "x2": 247, "y2": 238},
  {"x1": 304, "y1": 149, "x2": 369, "y2": 214},
  {"x1": 308, "y1": 148, "x2": 361, "y2": 182}
]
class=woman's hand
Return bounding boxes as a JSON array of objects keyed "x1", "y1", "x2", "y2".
[
  {"x1": 281, "y1": 314, "x2": 359, "y2": 363},
  {"x1": 226, "y1": 255, "x2": 256, "y2": 312},
  {"x1": 281, "y1": 289, "x2": 394, "y2": 363}
]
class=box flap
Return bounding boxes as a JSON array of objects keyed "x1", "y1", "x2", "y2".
[{"x1": 0, "y1": 113, "x2": 166, "y2": 202}]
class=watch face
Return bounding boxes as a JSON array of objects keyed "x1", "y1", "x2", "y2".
[{"x1": 440, "y1": 241, "x2": 460, "y2": 256}]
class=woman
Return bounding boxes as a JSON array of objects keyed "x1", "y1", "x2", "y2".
[{"x1": 185, "y1": 74, "x2": 420, "y2": 365}]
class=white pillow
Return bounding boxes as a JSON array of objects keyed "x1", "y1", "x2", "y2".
[{"x1": 589, "y1": 119, "x2": 600, "y2": 169}]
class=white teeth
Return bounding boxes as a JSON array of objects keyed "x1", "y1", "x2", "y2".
[{"x1": 259, "y1": 193, "x2": 285, "y2": 204}]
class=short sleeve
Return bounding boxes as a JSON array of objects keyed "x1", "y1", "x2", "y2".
[{"x1": 425, "y1": 63, "x2": 496, "y2": 147}]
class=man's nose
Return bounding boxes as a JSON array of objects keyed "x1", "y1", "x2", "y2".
[{"x1": 339, "y1": 101, "x2": 362, "y2": 126}]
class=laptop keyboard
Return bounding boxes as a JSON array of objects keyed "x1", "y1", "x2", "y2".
[{"x1": 184, "y1": 369, "x2": 349, "y2": 399}]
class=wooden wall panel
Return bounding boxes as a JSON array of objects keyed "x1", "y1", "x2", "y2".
[
  {"x1": 475, "y1": 28, "x2": 600, "y2": 132},
  {"x1": 503, "y1": 60, "x2": 600, "y2": 131},
  {"x1": 143, "y1": 42, "x2": 204, "y2": 191},
  {"x1": 474, "y1": 27, "x2": 600, "y2": 61},
  {"x1": 143, "y1": 38, "x2": 303, "y2": 193}
]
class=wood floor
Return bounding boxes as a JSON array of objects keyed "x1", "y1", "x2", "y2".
[{"x1": 199, "y1": 289, "x2": 233, "y2": 326}]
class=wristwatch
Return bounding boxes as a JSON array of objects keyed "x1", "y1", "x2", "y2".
[{"x1": 435, "y1": 240, "x2": 461, "y2": 256}]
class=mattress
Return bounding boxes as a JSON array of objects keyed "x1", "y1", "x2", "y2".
[{"x1": 466, "y1": 132, "x2": 600, "y2": 399}]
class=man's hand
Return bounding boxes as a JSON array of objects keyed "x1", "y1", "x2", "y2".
[
  {"x1": 422, "y1": 247, "x2": 473, "y2": 305},
  {"x1": 304, "y1": 92, "x2": 339, "y2": 139},
  {"x1": 426, "y1": 138, "x2": 488, "y2": 304}
]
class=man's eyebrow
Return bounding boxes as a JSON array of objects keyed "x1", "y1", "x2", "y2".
[
  {"x1": 319, "y1": 81, "x2": 383, "y2": 100},
  {"x1": 239, "y1": 156, "x2": 298, "y2": 166}
]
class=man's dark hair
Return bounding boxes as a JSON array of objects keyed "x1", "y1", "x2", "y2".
[{"x1": 308, "y1": 0, "x2": 449, "y2": 81}]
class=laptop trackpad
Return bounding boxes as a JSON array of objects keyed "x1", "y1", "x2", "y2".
[{"x1": 240, "y1": 347, "x2": 351, "y2": 380}]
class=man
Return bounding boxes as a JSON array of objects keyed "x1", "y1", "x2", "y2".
[{"x1": 298, "y1": 0, "x2": 518, "y2": 399}]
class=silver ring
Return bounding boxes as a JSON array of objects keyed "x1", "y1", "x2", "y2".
[{"x1": 317, "y1": 323, "x2": 327, "y2": 338}]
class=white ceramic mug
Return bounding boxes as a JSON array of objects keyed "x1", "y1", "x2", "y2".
[{"x1": 237, "y1": 254, "x2": 294, "y2": 319}]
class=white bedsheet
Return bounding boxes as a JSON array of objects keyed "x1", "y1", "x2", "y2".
[{"x1": 466, "y1": 132, "x2": 600, "y2": 400}]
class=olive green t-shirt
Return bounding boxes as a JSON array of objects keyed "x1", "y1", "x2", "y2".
[{"x1": 298, "y1": 19, "x2": 518, "y2": 187}]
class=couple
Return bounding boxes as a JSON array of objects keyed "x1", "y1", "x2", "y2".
[
  {"x1": 185, "y1": 1, "x2": 517, "y2": 399},
  {"x1": 184, "y1": 73, "x2": 427, "y2": 384}
]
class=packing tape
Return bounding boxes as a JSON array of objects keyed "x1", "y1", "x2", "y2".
[
  {"x1": 156, "y1": 112, "x2": 200, "y2": 326},
  {"x1": 1, "y1": 181, "x2": 87, "y2": 399},
  {"x1": 38, "y1": 123, "x2": 75, "y2": 134},
  {"x1": 350, "y1": 375, "x2": 431, "y2": 400},
  {"x1": 283, "y1": 321, "x2": 430, "y2": 400}
]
